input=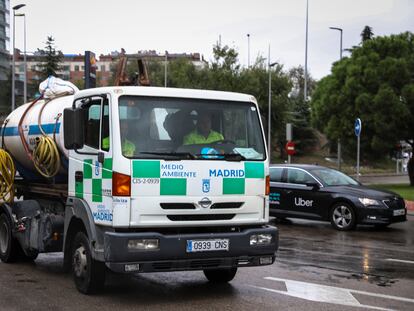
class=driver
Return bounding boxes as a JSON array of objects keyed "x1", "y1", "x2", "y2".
[{"x1": 183, "y1": 112, "x2": 223, "y2": 145}]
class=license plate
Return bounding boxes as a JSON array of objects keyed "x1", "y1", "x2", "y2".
[
  {"x1": 393, "y1": 209, "x2": 406, "y2": 216},
  {"x1": 186, "y1": 239, "x2": 229, "y2": 253}
]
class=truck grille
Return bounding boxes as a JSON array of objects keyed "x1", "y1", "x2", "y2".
[
  {"x1": 160, "y1": 203, "x2": 196, "y2": 210},
  {"x1": 211, "y1": 202, "x2": 244, "y2": 209},
  {"x1": 167, "y1": 214, "x2": 236, "y2": 221}
]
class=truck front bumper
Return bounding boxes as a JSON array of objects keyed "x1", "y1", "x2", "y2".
[{"x1": 104, "y1": 225, "x2": 278, "y2": 273}]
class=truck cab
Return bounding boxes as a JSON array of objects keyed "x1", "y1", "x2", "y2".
[{"x1": 1, "y1": 86, "x2": 278, "y2": 294}]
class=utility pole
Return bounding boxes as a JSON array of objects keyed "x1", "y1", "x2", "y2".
[{"x1": 330, "y1": 26, "x2": 343, "y2": 170}]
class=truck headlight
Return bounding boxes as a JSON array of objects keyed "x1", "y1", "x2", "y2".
[
  {"x1": 250, "y1": 234, "x2": 272, "y2": 246},
  {"x1": 128, "y1": 239, "x2": 159, "y2": 251},
  {"x1": 358, "y1": 198, "x2": 382, "y2": 207}
]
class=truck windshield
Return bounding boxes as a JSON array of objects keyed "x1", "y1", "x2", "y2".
[{"x1": 118, "y1": 96, "x2": 266, "y2": 161}]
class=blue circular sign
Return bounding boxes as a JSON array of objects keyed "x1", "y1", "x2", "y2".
[{"x1": 354, "y1": 118, "x2": 362, "y2": 137}]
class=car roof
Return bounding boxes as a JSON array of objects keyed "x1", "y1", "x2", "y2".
[{"x1": 269, "y1": 164, "x2": 328, "y2": 171}]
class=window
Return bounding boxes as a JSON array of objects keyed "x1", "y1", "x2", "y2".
[
  {"x1": 287, "y1": 169, "x2": 315, "y2": 185},
  {"x1": 74, "y1": 65, "x2": 79, "y2": 71},
  {"x1": 270, "y1": 167, "x2": 283, "y2": 182},
  {"x1": 118, "y1": 96, "x2": 266, "y2": 159},
  {"x1": 84, "y1": 103, "x2": 101, "y2": 149},
  {"x1": 101, "y1": 99, "x2": 110, "y2": 151},
  {"x1": 101, "y1": 65, "x2": 106, "y2": 72},
  {"x1": 79, "y1": 96, "x2": 108, "y2": 150}
]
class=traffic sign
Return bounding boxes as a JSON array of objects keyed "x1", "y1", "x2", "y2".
[
  {"x1": 285, "y1": 141, "x2": 296, "y2": 156},
  {"x1": 354, "y1": 118, "x2": 362, "y2": 137}
]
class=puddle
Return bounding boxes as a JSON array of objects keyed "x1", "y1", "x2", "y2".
[{"x1": 334, "y1": 273, "x2": 398, "y2": 287}]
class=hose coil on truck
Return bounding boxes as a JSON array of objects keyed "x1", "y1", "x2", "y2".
[{"x1": 0, "y1": 77, "x2": 78, "y2": 201}]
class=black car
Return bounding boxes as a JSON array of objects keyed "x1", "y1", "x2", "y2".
[{"x1": 269, "y1": 164, "x2": 407, "y2": 230}]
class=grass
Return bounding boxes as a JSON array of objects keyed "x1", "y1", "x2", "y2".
[
  {"x1": 272, "y1": 153, "x2": 400, "y2": 175},
  {"x1": 370, "y1": 184, "x2": 414, "y2": 201}
]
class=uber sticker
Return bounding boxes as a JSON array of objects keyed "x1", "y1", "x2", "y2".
[{"x1": 294, "y1": 197, "x2": 313, "y2": 207}]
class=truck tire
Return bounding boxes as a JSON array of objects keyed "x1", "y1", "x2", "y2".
[
  {"x1": 71, "y1": 231, "x2": 105, "y2": 294},
  {"x1": 0, "y1": 213, "x2": 19, "y2": 263},
  {"x1": 203, "y1": 268, "x2": 237, "y2": 283}
]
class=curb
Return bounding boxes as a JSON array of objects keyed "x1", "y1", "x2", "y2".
[{"x1": 406, "y1": 200, "x2": 414, "y2": 216}]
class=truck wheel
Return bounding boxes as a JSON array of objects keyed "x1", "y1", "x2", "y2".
[
  {"x1": 203, "y1": 268, "x2": 237, "y2": 283},
  {"x1": 71, "y1": 231, "x2": 105, "y2": 294},
  {"x1": 0, "y1": 213, "x2": 19, "y2": 263},
  {"x1": 330, "y1": 202, "x2": 356, "y2": 231}
]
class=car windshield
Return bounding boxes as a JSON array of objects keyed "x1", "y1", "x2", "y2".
[
  {"x1": 310, "y1": 168, "x2": 359, "y2": 186},
  {"x1": 118, "y1": 95, "x2": 266, "y2": 160}
]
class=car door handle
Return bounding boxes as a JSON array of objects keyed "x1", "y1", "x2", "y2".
[
  {"x1": 286, "y1": 190, "x2": 293, "y2": 194},
  {"x1": 75, "y1": 171, "x2": 83, "y2": 182}
]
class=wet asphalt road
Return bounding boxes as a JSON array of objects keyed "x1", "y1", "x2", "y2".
[{"x1": 1, "y1": 216, "x2": 413, "y2": 311}]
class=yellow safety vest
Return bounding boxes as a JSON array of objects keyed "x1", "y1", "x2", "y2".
[{"x1": 183, "y1": 130, "x2": 224, "y2": 145}]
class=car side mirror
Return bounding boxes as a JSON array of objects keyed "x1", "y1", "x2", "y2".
[
  {"x1": 305, "y1": 182, "x2": 320, "y2": 190},
  {"x1": 64, "y1": 107, "x2": 85, "y2": 150}
]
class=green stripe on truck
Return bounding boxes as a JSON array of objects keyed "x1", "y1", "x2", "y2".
[
  {"x1": 133, "y1": 160, "x2": 160, "y2": 178},
  {"x1": 223, "y1": 178, "x2": 245, "y2": 194},
  {"x1": 160, "y1": 178, "x2": 186, "y2": 195},
  {"x1": 245, "y1": 162, "x2": 265, "y2": 178}
]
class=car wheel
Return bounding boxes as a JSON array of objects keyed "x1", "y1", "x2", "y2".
[
  {"x1": 0, "y1": 213, "x2": 19, "y2": 263},
  {"x1": 330, "y1": 203, "x2": 356, "y2": 231},
  {"x1": 71, "y1": 231, "x2": 105, "y2": 294},
  {"x1": 203, "y1": 268, "x2": 237, "y2": 283}
]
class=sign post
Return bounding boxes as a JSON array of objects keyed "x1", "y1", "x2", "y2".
[
  {"x1": 286, "y1": 123, "x2": 293, "y2": 163},
  {"x1": 354, "y1": 118, "x2": 362, "y2": 181}
]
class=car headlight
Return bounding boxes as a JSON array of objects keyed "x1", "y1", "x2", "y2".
[{"x1": 358, "y1": 197, "x2": 382, "y2": 207}]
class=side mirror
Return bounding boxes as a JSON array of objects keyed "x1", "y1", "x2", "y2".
[
  {"x1": 64, "y1": 107, "x2": 85, "y2": 150},
  {"x1": 305, "y1": 182, "x2": 320, "y2": 190}
]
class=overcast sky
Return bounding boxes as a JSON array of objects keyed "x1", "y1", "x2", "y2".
[{"x1": 10, "y1": 0, "x2": 414, "y2": 79}]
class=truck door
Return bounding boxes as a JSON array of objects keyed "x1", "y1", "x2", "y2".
[{"x1": 68, "y1": 95, "x2": 113, "y2": 226}]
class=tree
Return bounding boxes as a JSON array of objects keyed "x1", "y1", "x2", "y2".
[
  {"x1": 311, "y1": 32, "x2": 414, "y2": 185},
  {"x1": 36, "y1": 36, "x2": 63, "y2": 80},
  {"x1": 112, "y1": 43, "x2": 293, "y2": 161},
  {"x1": 361, "y1": 26, "x2": 374, "y2": 43},
  {"x1": 287, "y1": 66, "x2": 318, "y2": 154}
]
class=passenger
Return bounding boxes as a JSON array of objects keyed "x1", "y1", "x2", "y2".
[
  {"x1": 183, "y1": 113, "x2": 223, "y2": 145},
  {"x1": 102, "y1": 120, "x2": 136, "y2": 156}
]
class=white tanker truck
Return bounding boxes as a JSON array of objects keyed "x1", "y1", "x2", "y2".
[{"x1": 0, "y1": 82, "x2": 278, "y2": 294}]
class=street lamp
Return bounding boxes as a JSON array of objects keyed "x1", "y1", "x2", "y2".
[
  {"x1": 329, "y1": 27, "x2": 343, "y2": 59},
  {"x1": 267, "y1": 45, "x2": 278, "y2": 160},
  {"x1": 304, "y1": 0, "x2": 309, "y2": 103},
  {"x1": 15, "y1": 13, "x2": 27, "y2": 103},
  {"x1": 12, "y1": 3, "x2": 26, "y2": 111},
  {"x1": 329, "y1": 26, "x2": 343, "y2": 170},
  {"x1": 164, "y1": 51, "x2": 168, "y2": 87},
  {"x1": 247, "y1": 33, "x2": 250, "y2": 68}
]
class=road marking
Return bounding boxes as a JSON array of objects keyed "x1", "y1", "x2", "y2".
[
  {"x1": 386, "y1": 258, "x2": 414, "y2": 264},
  {"x1": 250, "y1": 277, "x2": 414, "y2": 311}
]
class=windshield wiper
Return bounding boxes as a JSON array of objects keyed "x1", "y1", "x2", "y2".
[
  {"x1": 196, "y1": 153, "x2": 246, "y2": 161},
  {"x1": 139, "y1": 152, "x2": 197, "y2": 160}
]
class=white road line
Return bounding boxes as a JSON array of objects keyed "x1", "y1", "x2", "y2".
[
  {"x1": 250, "y1": 276, "x2": 414, "y2": 310},
  {"x1": 265, "y1": 277, "x2": 414, "y2": 304},
  {"x1": 251, "y1": 285, "x2": 393, "y2": 311},
  {"x1": 386, "y1": 258, "x2": 414, "y2": 264}
]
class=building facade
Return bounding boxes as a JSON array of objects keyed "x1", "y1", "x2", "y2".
[
  {"x1": 0, "y1": 0, "x2": 9, "y2": 81},
  {"x1": 14, "y1": 49, "x2": 206, "y2": 88}
]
